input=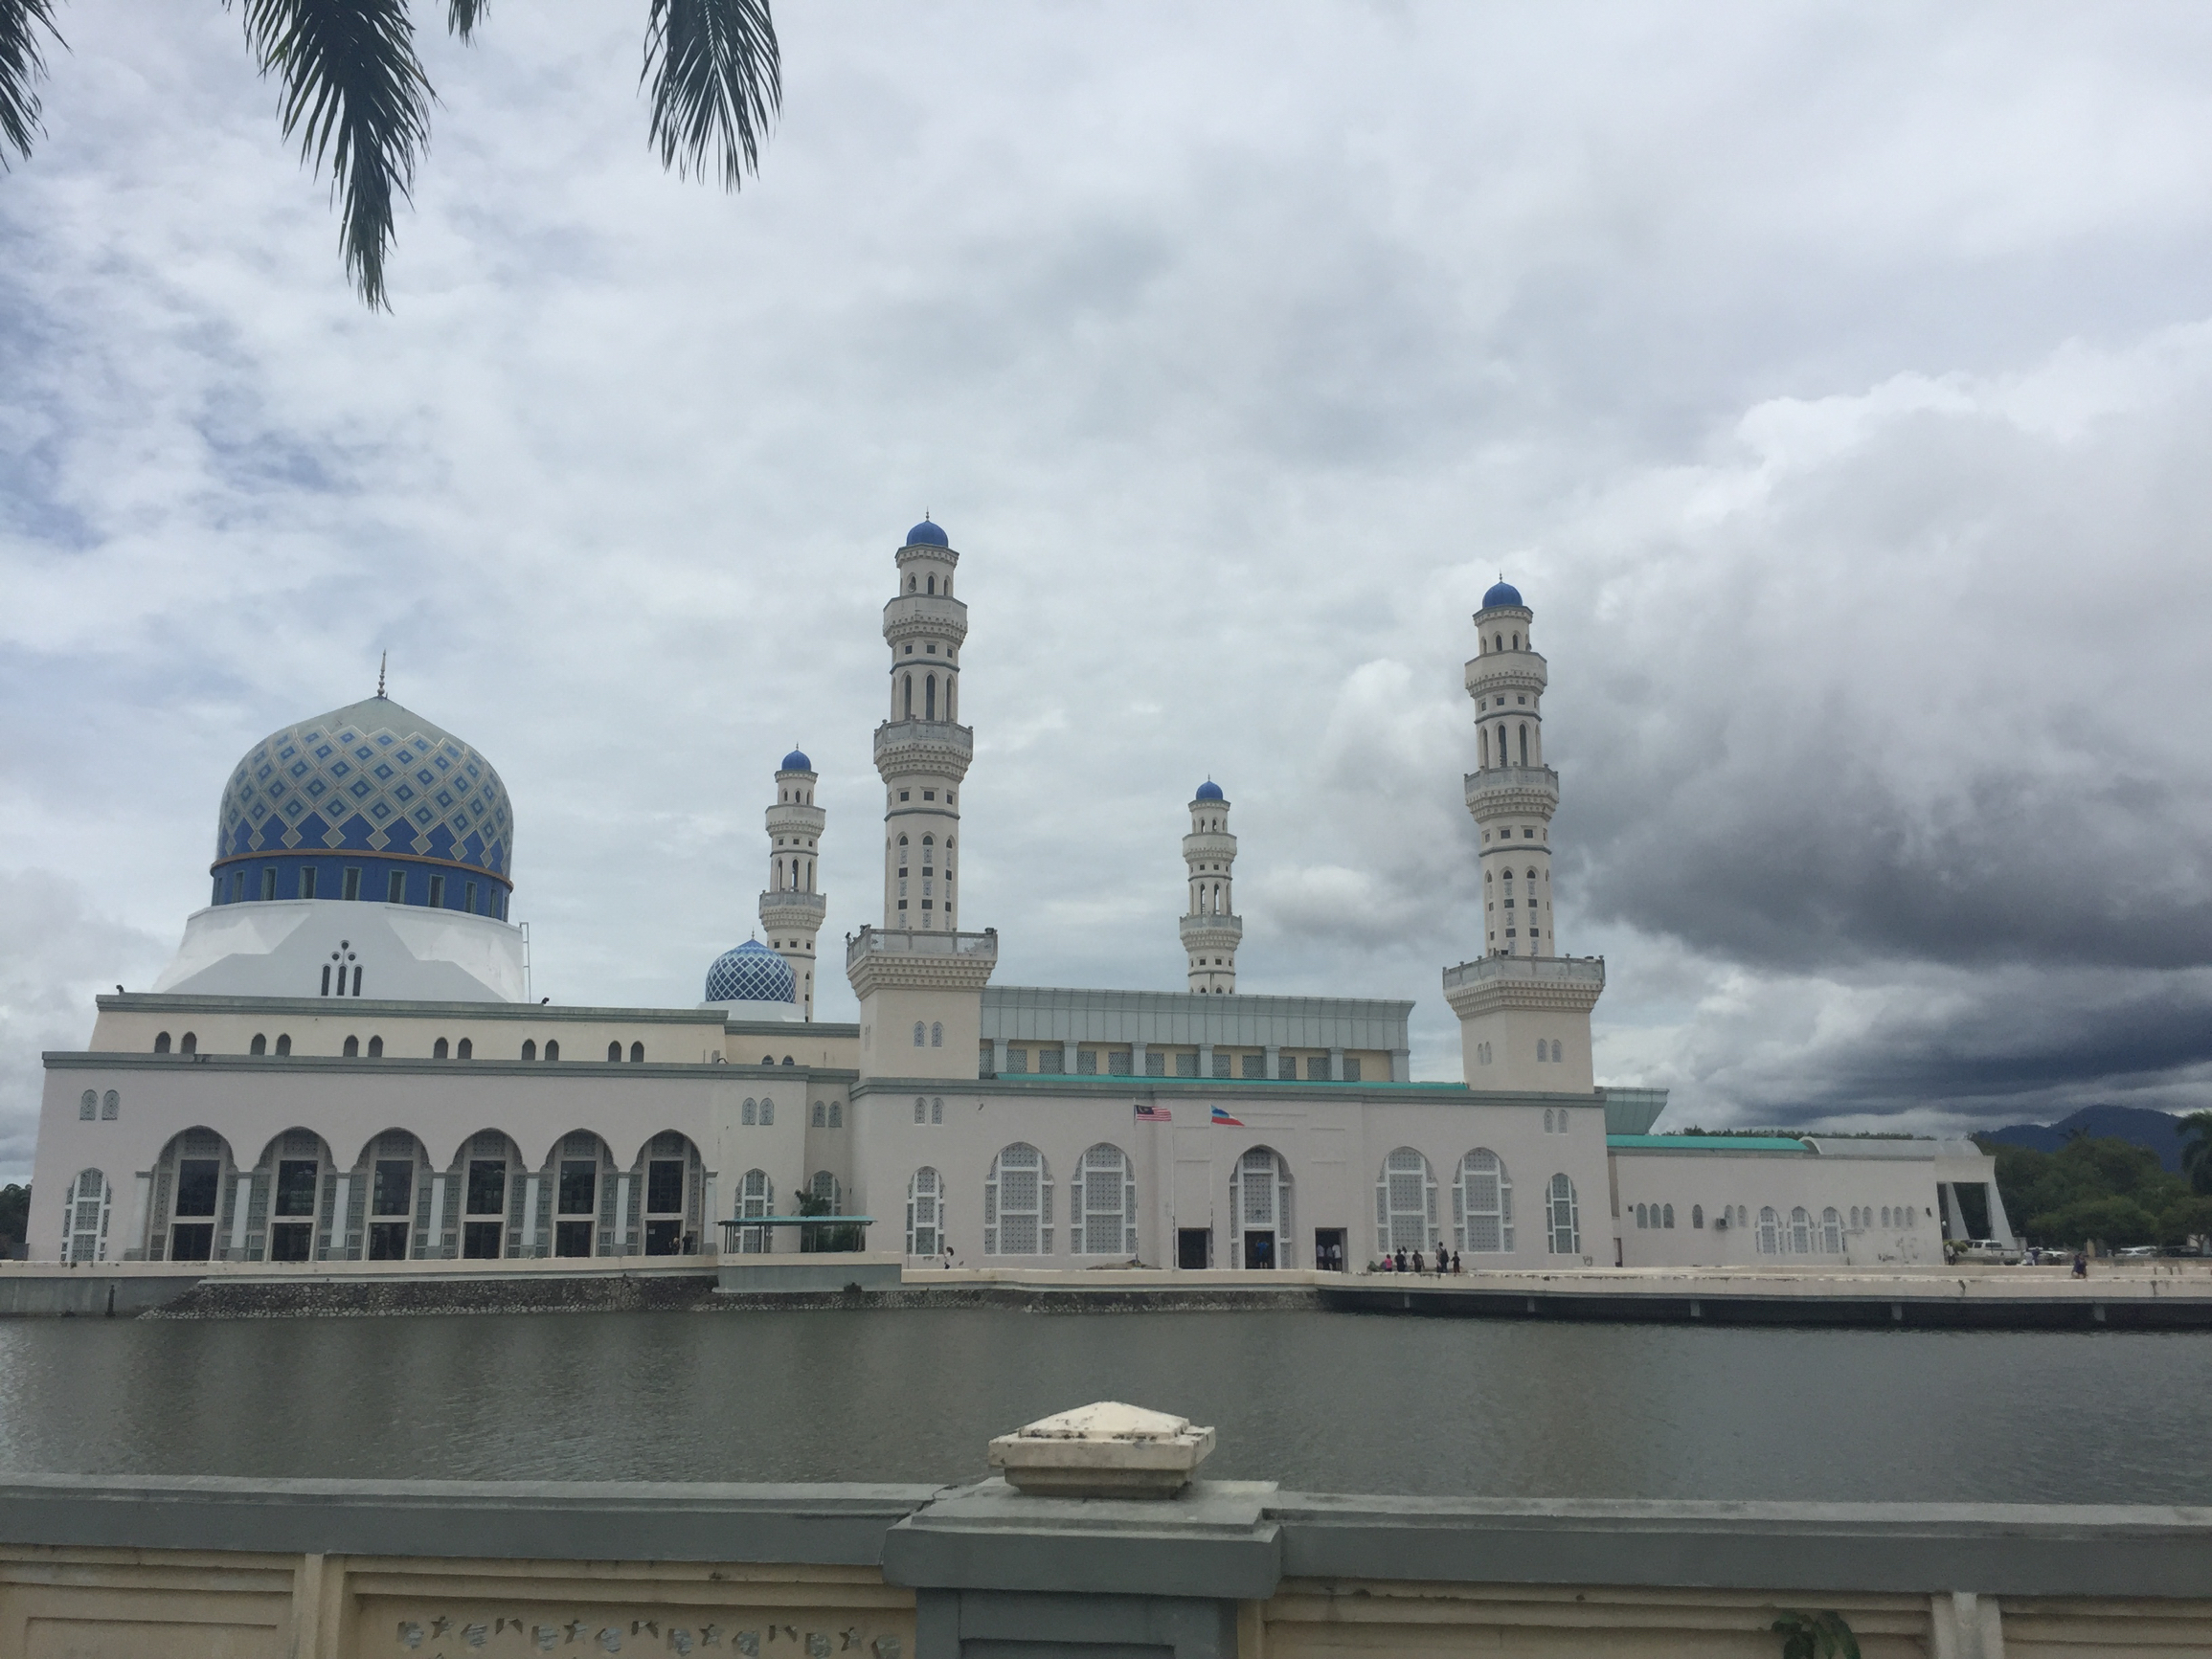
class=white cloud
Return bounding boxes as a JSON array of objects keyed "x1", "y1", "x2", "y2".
[{"x1": 4, "y1": 1, "x2": 2212, "y2": 1174}]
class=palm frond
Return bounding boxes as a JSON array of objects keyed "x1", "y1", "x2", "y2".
[
  {"x1": 0, "y1": 0, "x2": 64, "y2": 167},
  {"x1": 231, "y1": 0, "x2": 434, "y2": 309},
  {"x1": 643, "y1": 0, "x2": 779, "y2": 191},
  {"x1": 447, "y1": 0, "x2": 486, "y2": 44}
]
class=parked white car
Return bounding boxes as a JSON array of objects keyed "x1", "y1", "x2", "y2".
[{"x1": 1952, "y1": 1239, "x2": 2024, "y2": 1265}]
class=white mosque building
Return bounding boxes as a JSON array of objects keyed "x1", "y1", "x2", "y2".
[{"x1": 26, "y1": 522, "x2": 2011, "y2": 1272}]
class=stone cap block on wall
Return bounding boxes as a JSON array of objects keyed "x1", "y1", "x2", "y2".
[{"x1": 986, "y1": 1402, "x2": 1217, "y2": 1498}]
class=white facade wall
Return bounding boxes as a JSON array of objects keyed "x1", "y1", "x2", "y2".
[
  {"x1": 847, "y1": 1079, "x2": 1613, "y2": 1267},
  {"x1": 1611, "y1": 1142, "x2": 2008, "y2": 1268},
  {"x1": 27, "y1": 1050, "x2": 852, "y2": 1264}
]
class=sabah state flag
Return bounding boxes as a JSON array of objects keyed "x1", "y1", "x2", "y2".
[{"x1": 1210, "y1": 1105, "x2": 1245, "y2": 1127}]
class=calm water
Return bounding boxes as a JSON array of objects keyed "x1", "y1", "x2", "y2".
[{"x1": 0, "y1": 1309, "x2": 2201, "y2": 1501}]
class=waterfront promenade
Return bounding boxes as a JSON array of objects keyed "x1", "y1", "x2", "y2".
[{"x1": 5, "y1": 1254, "x2": 2209, "y2": 1327}]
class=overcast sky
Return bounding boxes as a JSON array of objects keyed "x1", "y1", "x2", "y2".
[{"x1": 4, "y1": 2, "x2": 2210, "y2": 1177}]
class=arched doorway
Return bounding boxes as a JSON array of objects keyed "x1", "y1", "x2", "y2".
[
  {"x1": 148, "y1": 1129, "x2": 236, "y2": 1262},
  {"x1": 359, "y1": 1130, "x2": 430, "y2": 1261},
  {"x1": 632, "y1": 1132, "x2": 703, "y2": 1255},
  {"x1": 549, "y1": 1131, "x2": 615, "y2": 1257},
  {"x1": 1230, "y1": 1147, "x2": 1293, "y2": 1269},
  {"x1": 459, "y1": 1131, "x2": 521, "y2": 1259}
]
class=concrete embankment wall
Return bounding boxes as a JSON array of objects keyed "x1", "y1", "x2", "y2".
[
  {"x1": 8, "y1": 1258, "x2": 2209, "y2": 1326},
  {"x1": 0, "y1": 1474, "x2": 2205, "y2": 1659}
]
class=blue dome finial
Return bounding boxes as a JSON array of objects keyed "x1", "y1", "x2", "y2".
[
  {"x1": 1481, "y1": 575, "x2": 1524, "y2": 610},
  {"x1": 779, "y1": 746, "x2": 812, "y2": 772},
  {"x1": 1195, "y1": 778, "x2": 1225, "y2": 801},
  {"x1": 906, "y1": 517, "x2": 949, "y2": 548}
]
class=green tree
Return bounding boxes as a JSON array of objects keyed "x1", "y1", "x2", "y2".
[
  {"x1": 2179, "y1": 1110, "x2": 2212, "y2": 1196},
  {"x1": 0, "y1": 0, "x2": 779, "y2": 308},
  {"x1": 1982, "y1": 1132, "x2": 2209, "y2": 1249},
  {"x1": 0, "y1": 1183, "x2": 28, "y2": 1248}
]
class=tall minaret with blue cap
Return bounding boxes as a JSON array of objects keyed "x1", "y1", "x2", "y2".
[
  {"x1": 1443, "y1": 578, "x2": 1605, "y2": 1091},
  {"x1": 759, "y1": 749, "x2": 825, "y2": 1018},
  {"x1": 847, "y1": 518, "x2": 998, "y2": 1080},
  {"x1": 1180, "y1": 781, "x2": 1240, "y2": 993}
]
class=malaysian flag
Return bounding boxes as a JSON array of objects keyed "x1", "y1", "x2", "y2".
[{"x1": 1134, "y1": 1103, "x2": 1172, "y2": 1123}]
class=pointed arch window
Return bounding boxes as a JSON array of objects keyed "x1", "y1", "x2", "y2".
[
  {"x1": 907, "y1": 1167, "x2": 943, "y2": 1256},
  {"x1": 1518, "y1": 724, "x2": 1529, "y2": 765},
  {"x1": 1790, "y1": 1206, "x2": 1813, "y2": 1253},
  {"x1": 1375, "y1": 1148, "x2": 1436, "y2": 1255},
  {"x1": 735, "y1": 1170, "x2": 774, "y2": 1253},
  {"x1": 1821, "y1": 1207, "x2": 1843, "y2": 1253},
  {"x1": 63, "y1": 1170, "x2": 110, "y2": 1264},
  {"x1": 1757, "y1": 1206, "x2": 1780, "y2": 1254},
  {"x1": 1546, "y1": 1174, "x2": 1580, "y2": 1254},
  {"x1": 1070, "y1": 1143, "x2": 1137, "y2": 1256},
  {"x1": 931, "y1": 1021, "x2": 942, "y2": 1047},
  {"x1": 984, "y1": 1143, "x2": 1051, "y2": 1255},
  {"x1": 1453, "y1": 1149, "x2": 1512, "y2": 1252},
  {"x1": 925, "y1": 675, "x2": 937, "y2": 720}
]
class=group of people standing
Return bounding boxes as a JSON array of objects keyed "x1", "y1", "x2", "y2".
[{"x1": 1375, "y1": 1244, "x2": 1462, "y2": 1274}]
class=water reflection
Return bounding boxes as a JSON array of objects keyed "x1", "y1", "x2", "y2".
[{"x1": 0, "y1": 1310, "x2": 2198, "y2": 1501}]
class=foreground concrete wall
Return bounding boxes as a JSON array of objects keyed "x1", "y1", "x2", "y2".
[{"x1": 0, "y1": 1476, "x2": 2206, "y2": 1659}]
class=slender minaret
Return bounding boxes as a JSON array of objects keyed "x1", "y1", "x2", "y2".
[
  {"x1": 759, "y1": 749, "x2": 825, "y2": 1018},
  {"x1": 848, "y1": 519, "x2": 997, "y2": 1080},
  {"x1": 1466, "y1": 586, "x2": 1554, "y2": 958},
  {"x1": 877, "y1": 521, "x2": 965, "y2": 931},
  {"x1": 1179, "y1": 781, "x2": 1241, "y2": 994},
  {"x1": 1443, "y1": 578, "x2": 1603, "y2": 1089}
]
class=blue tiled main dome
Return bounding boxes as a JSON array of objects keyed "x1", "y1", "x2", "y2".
[
  {"x1": 1481, "y1": 579, "x2": 1524, "y2": 610},
  {"x1": 905, "y1": 519, "x2": 949, "y2": 548},
  {"x1": 1194, "y1": 780, "x2": 1225, "y2": 801},
  {"x1": 780, "y1": 749, "x2": 813, "y2": 772},
  {"x1": 705, "y1": 940, "x2": 796, "y2": 1004},
  {"x1": 211, "y1": 695, "x2": 514, "y2": 914}
]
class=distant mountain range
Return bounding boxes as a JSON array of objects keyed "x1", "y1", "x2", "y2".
[{"x1": 1978, "y1": 1105, "x2": 2189, "y2": 1174}]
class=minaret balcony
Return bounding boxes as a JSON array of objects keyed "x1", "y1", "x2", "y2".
[
  {"x1": 765, "y1": 803, "x2": 825, "y2": 833},
  {"x1": 1179, "y1": 913, "x2": 1244, "y2": 944},
  {"x1": 1442, "y1": 953, "x2": 1605, "y2": 1018},
  {"x1": 1465, "y1": 654, "x2": 1547, "y2": 695},
  {"x1": 874, "y1": 720, "x2": 974, "y2": 772},
  {"x1": 883, "y1": 594, "x2": 970, "y2": 642},
  {"x1": 1464, "y1": 765, "x2": 1559, "y2": 815},
  {"x1": 845, "y1": 924, "x2": 999, "y2": 995},
  {"x1": 758, "y1": 890, "x2": 827, "y2": 923}
]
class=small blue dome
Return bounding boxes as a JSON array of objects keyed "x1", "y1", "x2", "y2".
[
  {"x1": 705, "y1": 940, "x2": 796, "y2": 1005},
  {"x1": 1194, "y1": 780, "x2": 1225, "y2": 801},
  {"x1": 1481, "y1": 579, "x2": 1524, "y2": 610},
  {"x1": 905, "y1": 519, "x2": 949, "y2": 548},
  {"x1": 780, "y1": 749, "x2": 812, "y2": 772}
]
